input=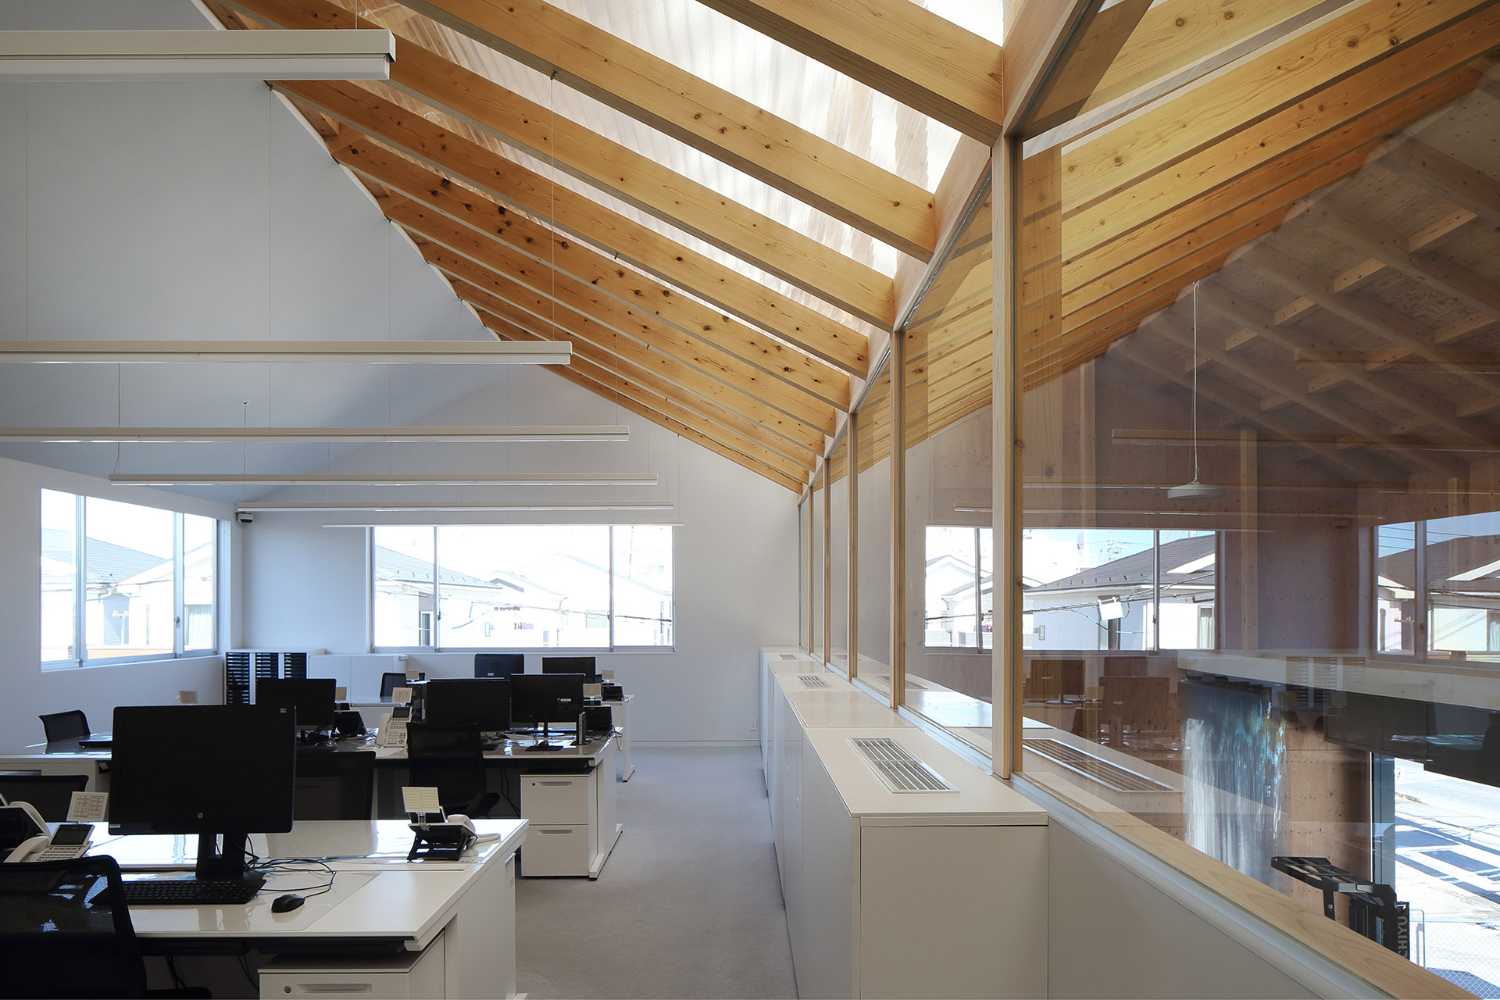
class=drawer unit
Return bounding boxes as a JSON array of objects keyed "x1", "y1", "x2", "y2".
[
  {"x1": 521, "y1": 774, "x2": 592, "y2": 823},
  {"x1": 521, "y1": 823, "x2": 592, "y2": 877},
  {"x1": 260, "y1": 933, "x2": 443, "y2": 998}
]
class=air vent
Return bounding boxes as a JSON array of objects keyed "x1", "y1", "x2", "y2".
[
  {"x1": 1022, "y1": 738, "x2": 1171, "y2": 792},
  {"x1": 850, "y1": 737, "x2": 956, "y2": 793},
  {"x1": 779, "y1": 653, "x2": 799, "y2": 661},
  {"x1": 797, "y1": 674, "x2": 829, "y2": 689}
]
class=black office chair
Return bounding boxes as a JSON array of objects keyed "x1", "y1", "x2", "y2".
[
  {"x1": 379, "y1": 672, "x2": 410, "y2": 702},
  {"x1": 406, "y1": 726, "x2": 500, "y2": 818},
  {"x1": 294, "y1": 751, "x2": 376, "y2": 821},
  {"x1": 0, "y1": 856, "x2": 207, "y2": 998},
  {"x1": 0, "y1": 773, "x2": 89, "y2": 821},
  {"x1": 38, "y1": 710, "x2": 90, "y2": 744}
]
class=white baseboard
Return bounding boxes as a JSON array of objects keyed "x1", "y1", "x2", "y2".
[{"x1": 633, "y1": 739, "x2": 758, "y2": 749}]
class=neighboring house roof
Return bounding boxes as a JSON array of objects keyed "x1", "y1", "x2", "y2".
[
  {"x1": 1027, "y1": 534, "x2": 1216, "y2": 595},
  {"x1": 43, "y1": 527, "x2": 163, "y2": 587},
  {"x1": 375, "y1": 545, "x2": 519, "y2": 592}
]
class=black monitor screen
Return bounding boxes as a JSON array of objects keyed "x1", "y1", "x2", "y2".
[
  {"x1": 109, "y1": 705, "x2": 296, "y2": 836},
  {"x1": 541, "y1": 656, "x2": 598, "y2": 681},
  {"x1": 511, "y1": 674, "x2": 585, "y2": 728},
  {"x1": 475, "y1": 653, "x2": 524, "y2": 679},
  {"x1": 425, "y1": 678, "x2": 511, "y2": 731},
  {"x1": 257, "y1": 678, "x2": 337, "y2": 728}
]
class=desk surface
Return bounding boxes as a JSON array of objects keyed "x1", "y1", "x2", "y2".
[
  {"x1": 79, "y1": 819, "x2": 526, "y2": 943},
  {"x1": 12, "y1": 731, "x2": 616, "y2": 765}
]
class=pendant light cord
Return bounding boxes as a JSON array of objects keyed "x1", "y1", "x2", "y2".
[{"x1": 1191, "y1": 279, "x2": 1201, "y2": 485}]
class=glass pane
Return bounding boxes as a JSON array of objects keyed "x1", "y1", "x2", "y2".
[
  {"x1": 903, "y1": 217, "x2": 994, "y2": 754},
  {"x1": 1424, "y1": 512, "x2": 1500, "y2": 662},
  {"x1": 812, "y1": 470, "x2": 824, "y2": 660},
  {"x1": 182, "y1": 514, "x2": 216, "y2": 651},
  {"x1": 857, "y1": 363, "x2": 893, "y2": 694},
  {"x1": 435, "y1": 526, "x2": 610, "y2": 648},
  {"x1": 41, "y1": 490, "x2": 77, "y2": 663},
  {"x1": 1014, "y1": 6, "x2": 1500, "y2": 987},
  {"x1": 829, "y1": 435, "x2": 850, "y2": 673},
  {"x1": 372, "y1": 527, "x2": 434, "y2": 648},
  {"x1": 798, "y1": 498, "x2": 809, "y2": 651},
  {"x1": 1159, "y1": 529, "x2": 1215, "y2": 651},
  {"x1": 1377, "y1": 522, "x2": 1417, "y2": 654},
  {"x1": 84, "y1": 497, "x2": 173, "y2": 661},
  {"x1": 980, "y1": 527, "x2": 994, "y2": 650},
  {"x1": 613, "y1": 525, "x2": 674, "y2": 647}
]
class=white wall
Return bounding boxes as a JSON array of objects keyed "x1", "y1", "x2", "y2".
[
  {"x1": 239, "y1": 370, "x2": 800, "y2": 745},
  {"x1": 0, "y1": 455, "x2": 236, "y2": 750}
]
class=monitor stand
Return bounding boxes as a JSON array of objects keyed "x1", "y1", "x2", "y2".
[
  {"x1": 196, "y1": 830, "x2": 266, "y2": 891},
  {"x1": 525, "y1": 720, "x2": 568, "y2": 752}
]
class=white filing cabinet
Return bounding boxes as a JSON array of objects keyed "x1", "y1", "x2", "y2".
[
  {"x1": 520, "y1": 772, "x2": 596, "y2": 877},
  {"x1": 519, "y1": 743, "x2": 622, "y2": 879},
  {"x1": 260, "y1": 934, "x2": 444, "y2": 998}
]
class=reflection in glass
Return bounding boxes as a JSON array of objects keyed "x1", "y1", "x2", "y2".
[
  {"x1": 856, "y1": 364, "x2": 893, "y2": 693},
  {"x1": 812, "y1": 469, "x2": 824, "y2": 662},
  {"x1": 830, "y1": 435, "x2": 850, "y2": 673},
  {"x1": 1377, "y1": 523, "x2": 1417, "y2": 655}
]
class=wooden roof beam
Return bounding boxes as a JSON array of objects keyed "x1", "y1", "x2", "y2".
[
  {"x1": 400, "y1": 0, "x2": 938, "y2": 261},
  {"x1": 280, "y1": 79, "x2": 872, "y2": 374},
  {"x1": 690, "y1": 0, "x2": 1004, "y2": 142},
  {"x1": 223, "y1": 0, "x2": 893, "y2": 326},
  {"x1": 307, "y1": 128, "x2": 853, "y2": 409}
]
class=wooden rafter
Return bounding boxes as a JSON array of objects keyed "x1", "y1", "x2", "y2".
[
  {"x1": 691, "y1": 0, "x2": 1004, "y2": 142},
  {"x1": 221, "y1": 0, "x2": 894, "y2": 326},
  {"x1": 1062, "y1": 3, "x2": 1500, "y2": 260},
  {"x1": 491, "y1": 318, "x2": 810, "y2": 491},
  {"x1": 280, "y1": 79, "x2": 872, "y2": 374},
  {"x1": 399, "y1": 0, "x2": 939, "y2": 260},
  {"x1": 305, "y1": 127, "x2": 853, "y2": 409}
]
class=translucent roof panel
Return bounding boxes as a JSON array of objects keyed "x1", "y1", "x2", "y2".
[
  {"x1": 543, "y1": 0, "x2": 963, "y2": 193},
  {"x1": 925, "y1": 0, "x2": 1005, "y2": 43}
]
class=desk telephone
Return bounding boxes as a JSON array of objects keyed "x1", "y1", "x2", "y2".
[
  {"x1": 1, "y1": 802, "x2": 94, "y2": 863},
  {"x1": 377, "y1": 705, "x2": 411, "y2": 748}
]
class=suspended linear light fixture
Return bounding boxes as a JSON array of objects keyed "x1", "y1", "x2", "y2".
[
  {"x1": 1166, "y1": 281, "x2": 1225, "y2": 502},
  {"x1": 0, "y1": 425, "x2": 627, "y2": 443},
  {"x1": 109, "y1": 472, "x2": 658, "y2": 487},
  {"x1": 0, "y1": 340, "x2": 570, "y2": 364},
  {"x1": 237, "y1": 501, "x2": 675, "y2": 513},
  {"x1": 0, "y1": 29, "x2": 394, "y2": 81}
]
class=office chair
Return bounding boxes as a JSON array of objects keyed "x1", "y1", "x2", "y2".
[
  {"x1": 379, "y1": 672, "x2": 410, "y2": 702},
  {"x1": 0, "y1": 772, "x2": 89, "y2": 822},
  {"x1": 0, "y1": 856, "x2": 207, "y2": 998},
  {"x1": 406, "y1": 726, "x2": 500, "y2": 818},
  {"x1": 38, "y1": 710, "x2": 90, "y2": 744},
  {"x1": 294, "y1": 751, "x2": 376, "y2": 821}
]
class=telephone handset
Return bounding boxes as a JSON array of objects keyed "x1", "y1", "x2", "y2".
[{"x1": 1, "y1": 803, "x2": 93, "y2": 863}]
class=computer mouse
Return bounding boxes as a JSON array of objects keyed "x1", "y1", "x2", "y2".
[{"x1": 271, "y1": 893, "x2": 305, "y2": 914}]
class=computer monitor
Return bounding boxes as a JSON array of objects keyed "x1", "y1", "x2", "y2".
[
  {"x1": 110, "y1": 705, "x2": 296, "y2": 887},
  {"x1": 425, "y1": 678, "x2": 511, "y2": 732},
  {"x1": 475, "y1": 653, "x2": 524, "y2": 679},
  {"x1": 256, "y1": 677, "x2": 337, "y2": 730},
  {"x1": 510, "y1": 674, "x2": 585, "y2": 751},
  {"x1": 541, "y1": 656, "x2": 599, "y2": 681}
]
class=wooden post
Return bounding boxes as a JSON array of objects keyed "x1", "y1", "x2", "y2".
[
  {"x1": 847, "y1": 412, "x2": 860, "y2": 680},
  {"x1": 890, "y1": 331, "x2": 907, "y2": 710},
  {"x1": 993, "y1": 141, "x2": 1018, "y2": 778}
]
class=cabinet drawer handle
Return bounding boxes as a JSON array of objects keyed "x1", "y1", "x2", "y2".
[
  {"x1": 539, "y1": 780, "x2": 572, "y2": 787},
  {"x1": 539, "y1": 828, "x2": 571, "y2": 835},
  {"x1": 294, "y1": 984, "x2": 373, "y2": 994}
]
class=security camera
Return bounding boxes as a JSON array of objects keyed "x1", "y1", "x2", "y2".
[{"x1": 236, "y1": 511, "x2": 255, "y2": 525}]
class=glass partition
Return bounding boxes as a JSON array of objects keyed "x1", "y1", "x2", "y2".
[
  {"x1": 857, "y1": 363, "x2": 894, "y2": 696},
  {"x1": 1012, "y1": 2, "x2": 1500, "y2": 988},
  {"x1": 829, "y1": 433, "x2": 851, "y2": 675},
  {"x1": 812, "y1": 466, "x2": 825, "y2": 662},
  {"x1": 799, "y1": 496, "x2": 811, "y2": 651},
  {"x1": 903, "y1": 204, "x2": 995, "y2": 755}
]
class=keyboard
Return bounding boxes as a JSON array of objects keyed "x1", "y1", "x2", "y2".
[{"x1": 122, "y1": 875, "x2": 266, "y2": 906}]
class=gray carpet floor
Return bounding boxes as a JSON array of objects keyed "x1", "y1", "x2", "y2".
[{"x1": 516, "y1": 746, "x2": 798, "y2": 999}]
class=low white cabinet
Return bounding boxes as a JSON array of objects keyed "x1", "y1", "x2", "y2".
[{"x1": 764, "y1": 655, "x2": 1049, "y2": 999}]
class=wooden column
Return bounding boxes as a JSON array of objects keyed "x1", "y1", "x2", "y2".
[
  {"x1": 993, "y1": 141, "x2": 1019, "y2": 778},
  {"x1": 889, "y1": 331, "x2": 907, "y2": 710},
  {"x1": 847, "y1": 412, "x2": 860, "y2": 680}
]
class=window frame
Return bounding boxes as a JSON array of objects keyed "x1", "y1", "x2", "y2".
[
  {"x1": 40, "y1": 491, "x2": 220, "y2": 671},
  {"x1": 368, "y1": 524, "x2": 677, "y2": 654}
]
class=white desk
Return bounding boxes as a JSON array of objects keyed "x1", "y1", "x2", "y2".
[{"x1": 83, "y1": 819, "x2": 526, "y2": 999}]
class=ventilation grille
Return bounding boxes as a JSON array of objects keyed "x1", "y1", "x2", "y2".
[
  {"x1": 850, "y1": 737, "x2": 956, "y2": 793},
  {"x1": 1022, "y1": 738, "x2": 1171, "y2": 792},
  {"x1": 797, "y1": 674, "x2": 830, "y2": 689}
]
